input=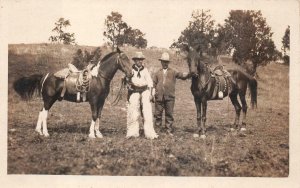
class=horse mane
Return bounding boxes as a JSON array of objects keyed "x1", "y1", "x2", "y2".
[
  {"x1": 100, "y1": 51, "x2": 118, "y2": 63},
  {"x1": 90, "y1": 51, "x2": 119, "y2": 75}
]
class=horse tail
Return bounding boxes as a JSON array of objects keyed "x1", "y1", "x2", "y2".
[
  {"x1": 247, "y1": 75, "x2": 257, "y2": 108},
  {"x1": 13, "y1": 74, "x2": 46, "y2": 100}
]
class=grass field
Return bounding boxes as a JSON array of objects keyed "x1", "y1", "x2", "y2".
[{"x1": 7, "y1": 44, "x2": 289, "y2": 176}]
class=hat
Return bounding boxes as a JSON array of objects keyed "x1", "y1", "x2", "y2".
[
  {"x1": 159, "y1": 52, "x2": 170, "y2": 62},
  {"x1": 132, "y1": 51, "x2": 145, "y2": 60}
]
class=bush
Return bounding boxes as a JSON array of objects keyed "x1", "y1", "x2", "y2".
[{"x1": 283, "y1": 55, "x2": 289, "y2": 65}]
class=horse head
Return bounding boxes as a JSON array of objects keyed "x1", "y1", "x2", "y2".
[
  {"x1": 184, "y1": 46, "x2": 199, "y2": 78},
  {"x1": 116, "y1": 47, "x2": 133, "y2": 80}
]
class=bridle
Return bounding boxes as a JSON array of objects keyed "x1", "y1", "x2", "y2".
[{"x1": 190, "y1": 56, "x2": 212, "y2": 90}]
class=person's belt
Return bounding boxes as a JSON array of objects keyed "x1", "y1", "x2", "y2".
[{"x1": 131, "y1": 85, "x2": 148, "y2": 93}]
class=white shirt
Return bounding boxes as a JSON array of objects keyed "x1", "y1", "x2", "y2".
[
  {"x1": 163, "y1": 68, "x2": 168, "y2": 74},
  {"x1": 131, "y1": 67, "x2": 153, "y2": 87}
]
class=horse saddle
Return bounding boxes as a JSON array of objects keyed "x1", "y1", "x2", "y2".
[
  {"x1": 65, "y1": 70, "x2": 92, "y2": 93},
  {"x1": 54, "y1": 67, "x2": 92, "y2": 101},
  {"x1": 211, "y1": 65, "x2": 231, "y2": 100}
]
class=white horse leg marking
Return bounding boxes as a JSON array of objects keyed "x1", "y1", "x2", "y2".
[
  {"x1": 95, "y1": 118, "x2": 103, "y2": 138},
  {"x1": 41, "y1": 108, "x2": 49, "y2": 137},
  {"x1": 89, "y1": 120, "x2": 96, "y2": 138},
  {"x1": 35, "y1": 111, "x2": 43, "y2": 135}
]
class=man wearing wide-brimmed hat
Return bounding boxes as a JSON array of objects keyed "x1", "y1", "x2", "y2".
[
  {"x1": 126, "y1": 51, "x2": 158, "y2": 139},
  {"x1": 153, "y1": 52, "x2": 190, "y2": 135}
]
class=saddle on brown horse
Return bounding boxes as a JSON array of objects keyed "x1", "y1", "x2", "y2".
[
  {"x1": 54, "y1": 68, "x2": 92, "y2": 102},
  {"x1": 210, "y1": 65, "x2": 232, "y2": 100}
]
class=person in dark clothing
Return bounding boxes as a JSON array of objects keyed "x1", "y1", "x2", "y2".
[{"x1": 153, "y1": 52, "x2": 190, "y2": 135}]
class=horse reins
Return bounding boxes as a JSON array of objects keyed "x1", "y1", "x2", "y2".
[
  {"x1": 97, "y1": 53, "x2": 127, "y2": 106},
  {"x1": 197, "y1": 63, "x2": 212, "y2": 90},
  {"x1": 111, "y1": 77, "x2": 127, "y2": 106}
]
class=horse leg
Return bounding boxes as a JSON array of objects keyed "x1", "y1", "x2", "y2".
[
  {"x1": 229, "y1": 91, "x2": 242, "y2": 130},
  {"x1": 36, "y1": 110, "x2": 44, "y2": 136},
  {"x1": 41, "y1": 108, "x2": 50, "y2": 137},
  {"x1": 239, "y1": 92, "x2": 248, "y2": 131},
  {"x1": 89, "y1": 103, "x2": 99, "y2": 139},
  {"x1": 193, "y1": 98, "x2": 202, "y2": 137},
  {"x1": 200, "y1": 98, "x2": 207, "y2": 139},
  {"x1": 94, "y1": 118, "x2": 103, "y2": 138},
  {"x1": 94, "y1": 100, "x2": 105, "y2": 138},
  {"x1": 36, "y1": 96, "x2": 57, "y2": 137}
]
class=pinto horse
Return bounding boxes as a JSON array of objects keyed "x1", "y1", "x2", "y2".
[
  {"x1": 185, "y1": 47, "x2": 257, "y2": 138},
  {"x1": 13, "y1": 48, "x2": 133, "y2": 138}
]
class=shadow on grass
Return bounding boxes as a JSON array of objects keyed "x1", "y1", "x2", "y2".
[
  {"x1": 47, "y1": 123, "x2": 125, "y2": 136},
  {"x1": 48, "y1": 123, "x2": 89, "y2": 134}
]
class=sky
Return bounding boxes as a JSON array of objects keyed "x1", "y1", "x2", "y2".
[{"x1": 1, "y1": 0, "x2": 297, "y2": 50}]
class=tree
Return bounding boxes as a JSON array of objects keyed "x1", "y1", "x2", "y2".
[
  {"x1": 103, "y1": 12, "x2": 147, "y2": 48},
  {"x1": 126, "y1": 28, "x2": 147, "y2": 48},
  {"x1": 282, "y1": 25, "x2": 290, "y2": 52},
  {"x1": 222, "y1": 10, "x2": 277, "y2": 74},
  {"x1": 103, "y1": 12, "x2": 128, "y2": 48},
  {"x1": 49, "y1": 18, "x2": 76, "y2": 45},
  {"x1": 282, "y1": 25, "x2": 290, "y2": 64},
  {"x1": 171, "y1": 9, "x2": 215, "y2": 57}
]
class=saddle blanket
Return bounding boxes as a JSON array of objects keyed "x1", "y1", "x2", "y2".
[{"x1": 54, "y1": 68, "x2": 69, "y2": 78}]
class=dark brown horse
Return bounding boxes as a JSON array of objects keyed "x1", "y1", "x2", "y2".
[
  {"x1": 185, "y1": 47, "x2": 257, "y2": 138},
  {"x1": 13, "y1": 48, "x2": 133, "y2": 138}
]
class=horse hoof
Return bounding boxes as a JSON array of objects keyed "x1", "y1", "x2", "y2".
[
  {"x1": 230, "y1": 128, "x2": 235, "y2": 132},
  {"x1": 147, "y1": 137, "x2": 158, "y2": 140},
  {"x1": 146, "y1": 134, "x2": 159, "y2": 139},
  {"x1": 240, "y1": 128, "x2": 247, "y2": 132},
  {"x1": 96, "y1": 133, "x2": 103, "y2": 138},
  {"x1": 126, "y1": 135, "x2": 139, "y2": 139},
  {"x1": 89, "y1": 134, "x2": 96, "y2": 139},
  {"x1": 35, "y1": 129, "x2": 43, "y2": 136},
  {"x1": 200, "y1": 135, "x2": 206, "y2": 139},
  {"x1": 43, "y1": 133, "x2": 49, "y2": 137},
  {"x1": 193, "y1": 134, "x2": 199, "y2": 138}
]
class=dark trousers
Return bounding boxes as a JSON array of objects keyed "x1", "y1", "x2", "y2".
[{"x1": 154, "y1": 96, "x2": 175, "y2": 132}]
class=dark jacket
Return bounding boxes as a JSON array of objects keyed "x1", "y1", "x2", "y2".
[{"x1": 153, "y1": 68, "x2": 189, "y2": 101}]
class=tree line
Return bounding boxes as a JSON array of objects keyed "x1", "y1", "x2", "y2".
[
  {"x1": 48, "y1": 12, "x2": 147, "y2": 49},
  {"x1": 48, "y1": 10, "x2": 290, "y2": 74},
  {"x1": 171, "y1": 10, "x2": 290, "y2": 74}
]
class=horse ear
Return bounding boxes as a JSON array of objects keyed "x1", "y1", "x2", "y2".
[{"x1": 116, "y1": 46, "x2": 121, "y2": 53}]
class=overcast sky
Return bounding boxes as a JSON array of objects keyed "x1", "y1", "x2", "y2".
[{"x1": 1, "y1": 0, "x2": 297, "y2": 50}]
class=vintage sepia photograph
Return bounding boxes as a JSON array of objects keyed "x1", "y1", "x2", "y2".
[{"x1": 1, "y1": 0, "x2": 299, "y2": 187}]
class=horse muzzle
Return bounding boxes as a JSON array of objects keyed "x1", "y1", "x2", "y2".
[{"x1": 126, "y1": 72, "x2": 133, "y2": 79}]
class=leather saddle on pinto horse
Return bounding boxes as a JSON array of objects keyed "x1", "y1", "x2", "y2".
[
  {"x1": 210, "y1": 65, "x2": 233, "y2": 100},
  {"x1": 54, "y1": 65, "x2": 94, "y2": 102}
]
